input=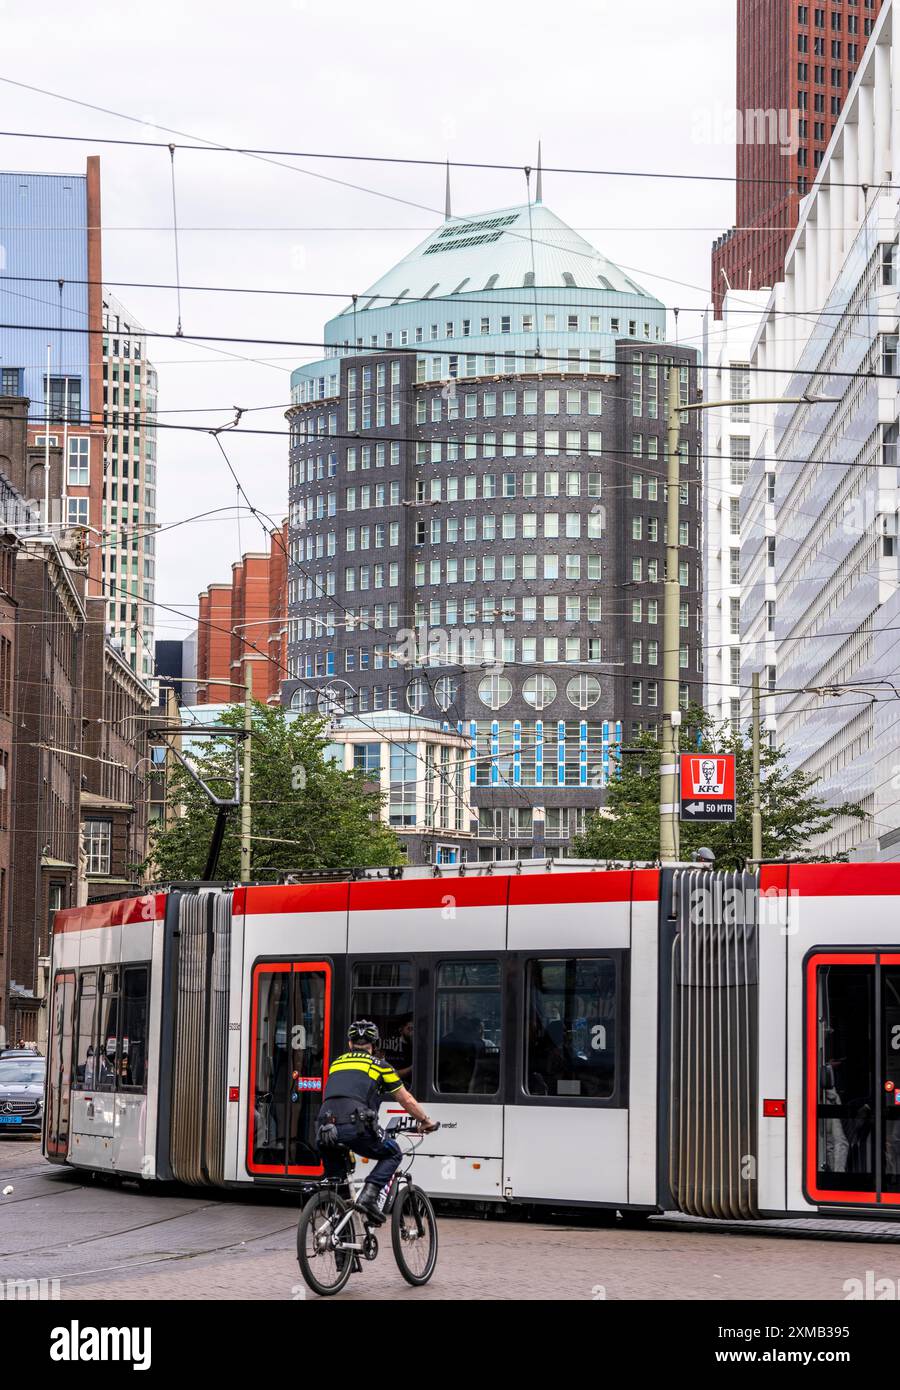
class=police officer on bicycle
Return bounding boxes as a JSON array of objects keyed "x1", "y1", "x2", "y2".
[{"x1": 316, "y1": 1020, "x2": 437, "y2": 1224}]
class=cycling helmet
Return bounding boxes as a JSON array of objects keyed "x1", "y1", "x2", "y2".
[{"x1": 348, "y1": 1019, "x2": 380, "y2": 1046}]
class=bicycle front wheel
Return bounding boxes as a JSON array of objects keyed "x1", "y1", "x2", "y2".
[
  {"x1": 297, "y1": 1190, "x2": 354, "y2": 1297},
  {"x1": 391, "y1": 1184, "x2": 438, "y2": 1286}
]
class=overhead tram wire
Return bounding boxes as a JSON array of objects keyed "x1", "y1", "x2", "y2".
[
  {"x1": 0, "y1": 107, "x2": 889, "y2": 194},
  {"x1": 22, "y1": 405, "x2": 897, "y2": 476},
  {"x1": 6, "y1": 318, "x2": 897, "y2": 387},
  {"x1": 7, "y1": 272, "x2": 899, "y2": 323},
  {"x1": 101, "y1": 561, "x2": 898, "y2": 708}
]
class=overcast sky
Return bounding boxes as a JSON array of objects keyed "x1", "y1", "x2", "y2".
[{"x1": 0, "y1": 0, "x2": 736, "y2": 642}]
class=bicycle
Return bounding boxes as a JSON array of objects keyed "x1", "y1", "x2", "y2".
[{"x1": 296, "y1": 1116, "x2": 440, "y2": 1297}]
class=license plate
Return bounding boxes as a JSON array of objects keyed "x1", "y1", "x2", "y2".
[{"x1": 0, "y1": 1116, "x2": 23, "y2": 1124}]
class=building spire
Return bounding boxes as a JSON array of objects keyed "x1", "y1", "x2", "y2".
[
  {"x1": 444, "y1": 159, "x2": 452, "y2": 220},
  {"x1": 536, "y1": 140, "x2": 543, "y2": 204}
]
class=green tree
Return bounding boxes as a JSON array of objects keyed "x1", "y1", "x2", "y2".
[
  {"x1": 572, "y1": 706, "x2": 867, "y2": 868},
  {"x1": 147, "y1": 702, "x2": 404, "y2": 880}
]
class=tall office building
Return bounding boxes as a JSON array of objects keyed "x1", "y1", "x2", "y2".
[
  {"x1": 0, "y1": 159, "x2": 105, "y2": 589},
  {"x1": 101, "y1": 295, "x2": 159, "y2": 679},
  {"x1": 703, "y1": 288, "x2": 770, "y2": 731},
  {"x1": 285, "y1": 199, "x2": 703, "y2": 859},
  {"x1": 741, "y1": 4, "x2": 897, "y2": 858},
  {"x1": 712, "y1": 0, "x2": 884, "y2": 315}
]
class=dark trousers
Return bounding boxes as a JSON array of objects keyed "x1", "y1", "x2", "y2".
[{"x1": 322, "y1": 1121, "x2": 402, "y2": 1191}]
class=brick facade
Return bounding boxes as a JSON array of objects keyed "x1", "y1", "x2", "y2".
[
  {"x1": 80, "y1": 597, "x2": 153, "y2": 900},
  {"x1": 195, "y1": 527, "x2": 288, "y2": 705},
  {"x1": 712, "y1": 0, "x2": 884, "y2": 314}
]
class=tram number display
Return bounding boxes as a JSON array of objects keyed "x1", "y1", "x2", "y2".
[{"x1": 679, "y1": 753, "x2": 736, "y2": 823}]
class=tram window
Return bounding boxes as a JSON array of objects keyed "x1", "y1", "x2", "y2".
[
  {"x1": 120, "y1": 966, "x2": 149, "y2": 1091},
  {"x1": 814, "y1": 965, "x2": 875, "y2": 1192},
  {"x1": 74, "y1": 971, "x2": 97, "y2": 1091},
  {"x1": 525, "y1": 958, "x2": 617, "y2": 1099},
  {"x1": 435, "y1": 960, "x2": 501, "y2": 1095},
  {"x1": 95, "y1": 968, "x2": 119, "y2": 1093},
  {"x1": 351, "y1": 960, "x2": 414, "y2": 1085}
]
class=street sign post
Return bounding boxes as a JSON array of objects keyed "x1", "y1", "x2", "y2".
[{"x1": 679, "y1": 753, "x2": 736, "y2": 823}]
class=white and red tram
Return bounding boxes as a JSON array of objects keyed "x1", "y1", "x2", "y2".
[{"x1": 41, "y1": 859, "x2": 900, "y2": 1219}]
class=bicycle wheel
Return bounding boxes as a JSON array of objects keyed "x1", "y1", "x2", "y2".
[
  {"x1": 391, "y1": 1184, "x2": 438, "y2": 1286},
  {"x1": 297, "y1": 1190, "x2": 354, "y2": 1297}
]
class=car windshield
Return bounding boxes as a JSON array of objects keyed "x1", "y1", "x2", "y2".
[{"x1": 0, "y1": 1059, "x2": 45, "y2": 1085}]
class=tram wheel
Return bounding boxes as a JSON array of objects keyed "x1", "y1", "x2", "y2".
[
  {"x1": 297, "y1": 1191, "x2": 354, "y2": 1297},
  {"x1": 391, "y1": 1185, "x2": 438, "y2": 1286}
]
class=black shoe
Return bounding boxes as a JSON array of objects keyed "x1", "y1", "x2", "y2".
[{"x1": 356, "y1": 1185, "x2": 386, "y2": 1225}]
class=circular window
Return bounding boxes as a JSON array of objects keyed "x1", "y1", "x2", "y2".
[
  {"x1": 523, "y1": 674, "x2": 558, "y2": 710},
  {"x1": 290, "y1": 689, "x2": 303, "y2": 711},
  {"x1": 317, "y1": 681, "x2": 351, "y2": 716},
  {"x1": 406, "y1": 678, "x2": 428, "y2": 714},
  {"x1": 434, "y1": 675, "x2": 458, "y2": 712},
  {"x1": 477, "y1": 674, "x2": 513, "y2": 710},
  {"x1": 566, "y1": 674, "x2": 602, "y2": 710}
]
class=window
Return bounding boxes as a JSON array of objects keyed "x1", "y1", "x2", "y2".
[
  {"x1": 47, "y1": 376, "x2": 81, "y2": 422},
  {"x1": 389, "y1": 742, "x2": 418, "y2": 825},
  {"x1": 566, "y1": 675, "x2": 601, "y2": 710},
  {"x1": 729, "y1": 436, "x2": 750, "y2": 485},
  {"x1": 729, "y1": 364, "x2": 750, "y2": 421},
  {"x1": 434, "y1": 960, "x2": 501, "y2": 1095},
  {"x1": 249, "y1": 961, "x2": 330, "y2": 1174},
  {"x1": 352, "y1": 960, "x2": 414, "y2": 1083},
  {"x1": 525, "y1": 957, "x2": 619, "y2": 1099},
  {"x1": 83, "y1": 818, "x2": 111, "y2": 876},
  {"x1": 118, "y1": 965, "x2": 149, "y2": 1090},
  {"x1": 74, "y1": 971, "x2": 97, "y2": 1091},
  {"x1": 0, "y1": 368, "x2": 20, "y2": 395},
  {"x1": 523, "y1": 674, "x2": 557, "y2": 710},
  {"x1": 67, "y1": 436, "x2": 89, "y2": 486},
  {"x1": 353, "y1": 743, "x2": 381, "y2": 774},
  {"x1": 67, "y1": 497, "x2": 89, "y2": 527},
  {"x1": 478, "y1": 674, "x2": 513, "y2": 709}
]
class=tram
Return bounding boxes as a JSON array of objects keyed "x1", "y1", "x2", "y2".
[{"x1": 40, "y1": 859, "x2": 900, "y2": 1220}]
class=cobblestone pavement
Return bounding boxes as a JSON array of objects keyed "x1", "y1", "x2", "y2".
[{"x1": 2, "y1": 1140, "x2": 899, "y2": 1301}]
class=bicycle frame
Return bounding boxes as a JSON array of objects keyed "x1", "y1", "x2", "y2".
[{"x1": 320, "y1": 1129, "x2": 424, "y2": 1254}]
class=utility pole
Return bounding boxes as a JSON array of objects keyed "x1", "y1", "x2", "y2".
[
  {"x1": 240, "y1": 662, "x2": 253, "y2": 883},
  {"x1": 751, "y1": 670, "x2": 762, "y2": 861},
  {"x1": 660, "y1": 361, "x2": 683, "y2": 864}
]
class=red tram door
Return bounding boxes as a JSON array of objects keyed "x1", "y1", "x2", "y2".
[
  {"x1": 247, "y1": 959, "x2": 332, "y2": 1178},
  {"x1": 806, "y1": 953, "x2": 900, "y2": 1207},
  {"x1": 46, "y1": 970, "x2": 76, "y2": 1158}
]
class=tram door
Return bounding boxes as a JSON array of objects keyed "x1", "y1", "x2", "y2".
[
  {"x1": 806, "y1": 952, "x2": 900, "y2": 1207},
  {"x1": 246, "y1": 959, "x2": 332, "y2": 1178},
  {"x1": 46, "y1": 970, "x2": 76, "y2": 1158}
]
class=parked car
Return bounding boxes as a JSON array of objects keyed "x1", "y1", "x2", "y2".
[
  {"x1": 0, "y1": 1048, "x2": 41, "y2": 1059},
  {"x1": 0, "y1": 1053, "x2": 46, "y2": 1135}
]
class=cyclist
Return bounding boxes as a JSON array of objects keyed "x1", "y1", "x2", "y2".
[{"x1": 316, "y1": 1020, "x2": 437, "y2": 1224}]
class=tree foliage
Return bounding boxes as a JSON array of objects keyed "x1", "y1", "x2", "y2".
[
  {"x1": 147, "y1": 703, "x2": 404, "y2": 880},
  {"x1": 572, "y1": 706, "x2": 867, "y2": 868}
]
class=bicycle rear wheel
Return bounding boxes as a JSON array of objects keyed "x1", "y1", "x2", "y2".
[
  {"x1": 297, "y1": 1190, "x2": 354, "y2": 1297},
  {"x1": 391, "y1": 1184, "x2": 438, "y2": 1286}
]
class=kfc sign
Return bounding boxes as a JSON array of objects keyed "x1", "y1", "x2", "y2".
[{"x1": 679, "y1": 753, "x2": 736, "y2": 822}]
